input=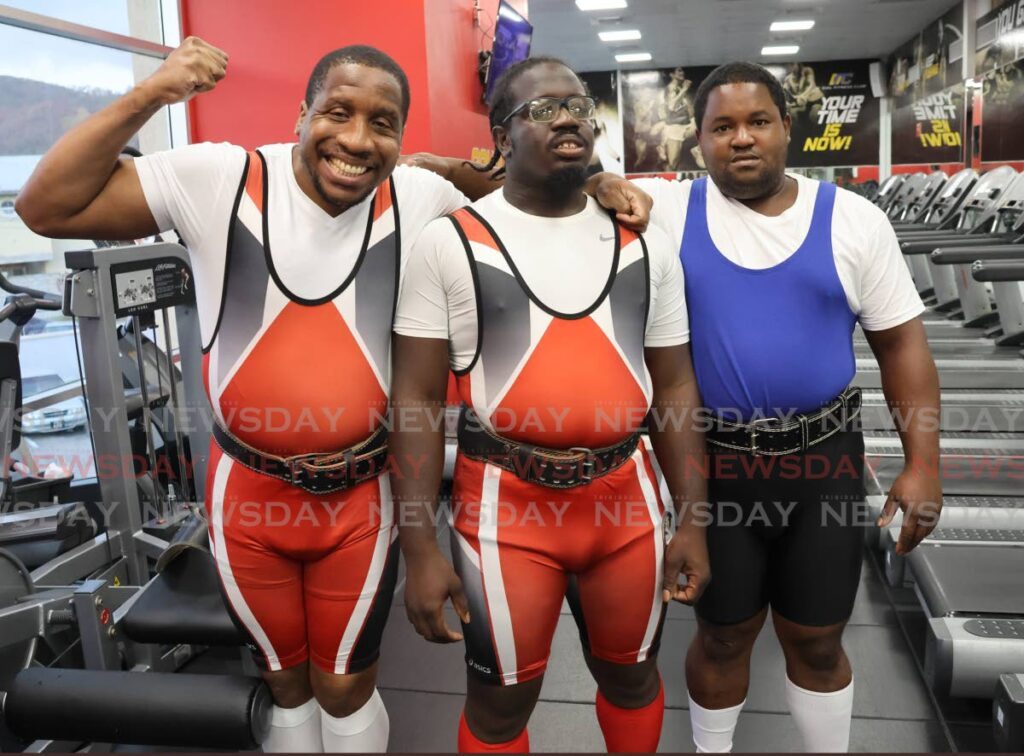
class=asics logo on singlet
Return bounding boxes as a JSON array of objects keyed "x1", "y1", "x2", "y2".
[{"x1": 468, "y1": 659, "x2": 493, "y2": 675}]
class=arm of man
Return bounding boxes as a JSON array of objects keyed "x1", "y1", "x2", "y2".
[
  {"x1": 399, "y1": 154, "x2": 502, "y2": 202},
  {"x1": 390, "y1": 218, "x2": 476, "y2": 643},
  {"x1": 863, "y1": 319, "x2": 942, "y2": 554},
  {"x1": 852, "y1": 198, "x2": 941, "y2": 554},
  {"x1": 398, "y1": 153, "x2": 653, "y2": 231},
  {"x1": 646, "y1": 343, "x2": 709, "y2": 604},
  {"x1": 640, "y1": 227, "x2": 708, "y2": 603},
  {"x1": 390, "y1": 334, "x2": 469, "y2": 642},
  {"x1": 15, "y1": 37, "x2": 228, "y2": 241}
]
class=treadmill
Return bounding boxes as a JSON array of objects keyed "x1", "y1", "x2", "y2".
[
  {"x1": 862, "y1": 258, "x2": 1024, "y2": 704},
  {"x1": 897, "y1": 169, "x2": 978, "y2": 302},
  {"x1": 885, "y1": 172, "x2": 927, "y2": 220},
  {"x1": 873, "y1": 173, "x2": 907, "y2": 214},
  {"x1": 899, "y1": 167, "x2": 1020, "y2": 317},
  {"x1": 892, "y1": 171, "x2": 946, "y2": 225},
  {"x1": 919, "y1": 174, "x2": 1024, "y2": 330}
]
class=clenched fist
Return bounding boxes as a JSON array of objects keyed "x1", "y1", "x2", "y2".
[{"x1": 141, "y1": 36, "x2": 228, "y2": 106}]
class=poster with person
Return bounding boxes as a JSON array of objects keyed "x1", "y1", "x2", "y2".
[
  {"x1": 620, "y1": 66, "x2": 714, "y2": 173},
  {"x1": 981, "y1": 58, "x2": 1024, "y2": 161},
  {"x1": 579, "y1": 70, "x2": 624, "y2": 175},
  {"x1": 976, "y1": 0, "x2": 1024, "y2": 76},
  {"x1": 771, "y1": 60, "x2": 880, "y2": 168}
]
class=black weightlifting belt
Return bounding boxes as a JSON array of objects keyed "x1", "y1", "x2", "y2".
[
  {"x1": 212, "y1": 422, "x2": 388, "y2": 495},
  {"x1": 457, "y1": 408, "x2": 640, "y2": 489},
  {"x1": 706, "y1": 386, "x2": 862, "y2": 456}
]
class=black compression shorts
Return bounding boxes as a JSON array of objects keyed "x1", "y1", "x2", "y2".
[{"x1": 694, "y1": 427, "x2": 867, "y2": 627}]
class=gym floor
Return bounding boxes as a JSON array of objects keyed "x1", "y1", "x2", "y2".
[{"x1": 171, "y1": 518, "x2": 990, "y2": 753}]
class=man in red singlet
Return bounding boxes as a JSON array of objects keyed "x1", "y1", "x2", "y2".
[{"x1": 390, "y1": 57, "x2": 710, "y2": 753}]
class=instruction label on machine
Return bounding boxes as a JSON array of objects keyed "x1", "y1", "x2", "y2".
[{"x1": 110, "y1": 258, "x2": 194, "y2": 317}]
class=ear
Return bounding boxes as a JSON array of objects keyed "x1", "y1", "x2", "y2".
[
  {"x1": 782, "y1": 113, "x2": 792, "y2": 143},
  {"x1": 493, "y1": 124, "x2": 513, "y2": 159},
  {"x1": 295, "y1": 101, "x2": 309, "y2": 136}
]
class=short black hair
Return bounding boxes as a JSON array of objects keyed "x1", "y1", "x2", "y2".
[
  {"x1": 304, "y1": 45, "x2": 410, "y2": 122},
  {"x1": 473, "y1": 56, "x2": 584, "y2": 175},
  {"x1": 692, "y1": 61, "x2": 788, "y2": 131}
]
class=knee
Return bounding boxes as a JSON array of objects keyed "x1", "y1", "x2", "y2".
[
  {"x1": 697, "y1": 626, "x2": 758, "y2": 666},
  {"x1": 784, "y1": 634, "x2": 844, "y2": 674},
  {"x1": 464, "y1": 701, "x2": 531, "y2": 744},
  {"x1": 464, "y1": 675, "x2": 542, "y2": 743},
  {"x1": 310, "y1": 664, "x2": 377, "y2": 718},
  {"x1": 589, "y1": 656, "x2": 660, "y2": 708},
  {"x1": 263, "y1": 665, "x2": 313, "y2": 709}
]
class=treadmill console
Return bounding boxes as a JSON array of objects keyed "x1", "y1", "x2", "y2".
[{"x1": 110, "y1": 258, "x2": 194, "y2": 317}]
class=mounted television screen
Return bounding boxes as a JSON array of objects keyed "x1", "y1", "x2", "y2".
[{"x1": 485, "y1": 1, "x2": 533, "y2": 104}]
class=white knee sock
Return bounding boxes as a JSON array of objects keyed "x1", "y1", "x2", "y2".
[
  {"x1": 262, "y1": 697, "x2": 323, "y2": 753},
  {"x1": 688, "y1": 695, "x2": 745, "y2": 753},
  {"x1": 320, "y1": 688, "x2": 389, "y2": 753},
  {"x1": 784, "y1": 676, "x2": 854, "y2": 753}
]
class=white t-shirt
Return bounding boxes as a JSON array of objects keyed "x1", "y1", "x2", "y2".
[
  {"x1": 393, "y1": 189, "x2": 689, "y2": 371},
  {"x1": 635, "y1": 173, "x2": 925, "y2": 331},
  {"x1": 135, "y1": 142, "x2": 469, "y2": 342}
]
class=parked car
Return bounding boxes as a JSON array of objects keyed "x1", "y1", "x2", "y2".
[{"x1": 20, "y1": 374, "x2": 87, "y2": 434}]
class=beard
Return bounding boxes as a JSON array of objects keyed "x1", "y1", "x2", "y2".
[
  {"x1": 711, "y1": 163, "x2": 785, "y2": 201},
  {"x1": 541, "y1": 163, "x2": 589, "y2": 198}
]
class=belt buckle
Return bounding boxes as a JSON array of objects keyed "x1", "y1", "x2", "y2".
[
  {"x1": 568, "y1": 447, "x2": 596, "y2": 484},
  {"x1": 746, "y1": 418, "x2": 776, "y2": 457},
  {"x1": 285, "y1": 452, "x2": 327, "y2": 484}
]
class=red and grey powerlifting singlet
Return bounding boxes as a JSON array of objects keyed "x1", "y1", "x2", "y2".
[
  {"x1": 203, "y1": 151, "x2": 399, "y2": 454},
  {"x1": 448, "y1": 207, "x2": 652, "y2": 449}
]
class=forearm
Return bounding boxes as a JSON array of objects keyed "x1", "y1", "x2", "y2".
[
  {"x1": 389, "y1": 335, "x2": 452, "y2": 560},
  {"x1": 390, "y1": 407, "x2": 447, "y2": 559},
  {"x1": 17, "y1": 83, "x2": 164, "y2": 232},
  {"x1": 876, "y1": 341, "x2": 941, "y2": 472},
  {"x1": 647, "y1": 379, "x2": 707, "y2": 528}
]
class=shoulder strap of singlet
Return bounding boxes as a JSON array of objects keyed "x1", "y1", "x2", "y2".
[
  {"x1": 203, "y1": 150, "x2": 263, "y2": 354},
  {"x1": 445, "y1": 208, "x2": 487, "y2": 375},
  {"x1": 803, "y1": 180, "x2": 837, "y2": 250}
]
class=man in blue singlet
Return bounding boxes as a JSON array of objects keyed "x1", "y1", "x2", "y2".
[{"x1": 625, "y1": 62, "x2": 943, "y2": 753}]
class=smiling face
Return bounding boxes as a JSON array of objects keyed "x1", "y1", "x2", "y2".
[
  {"x1": 494, "y1": 62, "x2": 595, "y2": 195},
  {"x1": 697, "y1": 81, "x2": 791, "y2": 201},
  {"x1": 293, "y1": 62, "x2": 404, "y2": 216}
]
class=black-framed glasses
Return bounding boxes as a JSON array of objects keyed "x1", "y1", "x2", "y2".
[{"x1": 501, "y1": 95, "x2": 597, "y2": 124}]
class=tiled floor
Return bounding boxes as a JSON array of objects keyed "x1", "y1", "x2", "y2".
[{"x1": 378, "y1": 535, "x2": 953, "y2": 752}]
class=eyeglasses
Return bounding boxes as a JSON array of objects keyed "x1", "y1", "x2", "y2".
[{"x1": 502, "y1": 95, "x2": 597, "y2": 124}]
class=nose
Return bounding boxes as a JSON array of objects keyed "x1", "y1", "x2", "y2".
[
  {"x1": 336, "y1": 117, "x2": 373, "y2": 156},
  {"x1": 550, "y1": 103, "x2": 582, "y2": 128},
  {"x1": 730, "y1": 124, "x2": 755, "y2": 148}
]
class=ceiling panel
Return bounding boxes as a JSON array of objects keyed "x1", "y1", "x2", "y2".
[{"x1": 527, "y1": 0, "x2": 962, "y2": 72}]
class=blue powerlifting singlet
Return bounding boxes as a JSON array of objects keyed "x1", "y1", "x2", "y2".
[{"x1": 681, "y1": 177, "x2": 857, "y2": 421}]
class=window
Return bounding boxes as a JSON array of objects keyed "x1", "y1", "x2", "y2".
[
  {"x1": 1, "y1": 3, "x2": 179, "y2": 481},
  {"x1": 1, "y1": 0, "x2": 165, "y2": 43}
]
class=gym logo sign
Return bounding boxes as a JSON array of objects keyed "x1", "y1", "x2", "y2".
[{"x1": 828, "y1": 72, "x2": 855, "y2": 87}]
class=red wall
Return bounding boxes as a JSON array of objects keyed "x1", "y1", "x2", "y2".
[{"x1": 180, "y1": 0, "x2": 509, "y2": 156}]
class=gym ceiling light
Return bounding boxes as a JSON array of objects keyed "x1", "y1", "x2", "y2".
[
  {"x1": 599, "y1": 29, "x2": 642, "y2": 42},
  {"x1": 615, "y1": 52, "x2": 652, "y2": 62},
  {"x1": 762, "y1": 45, "x2": 800, "y2": 56},
  {"x1": 769, "y1": 20, "x2": 815, "y2": 32}
]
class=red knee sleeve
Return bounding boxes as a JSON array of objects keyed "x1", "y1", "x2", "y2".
[
  {"x1": 458, "y1": 712, "x2": 530, "y2": 753},
  {"x1": 595, "y1": 678, "x2": 665, "y2": 753}
]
